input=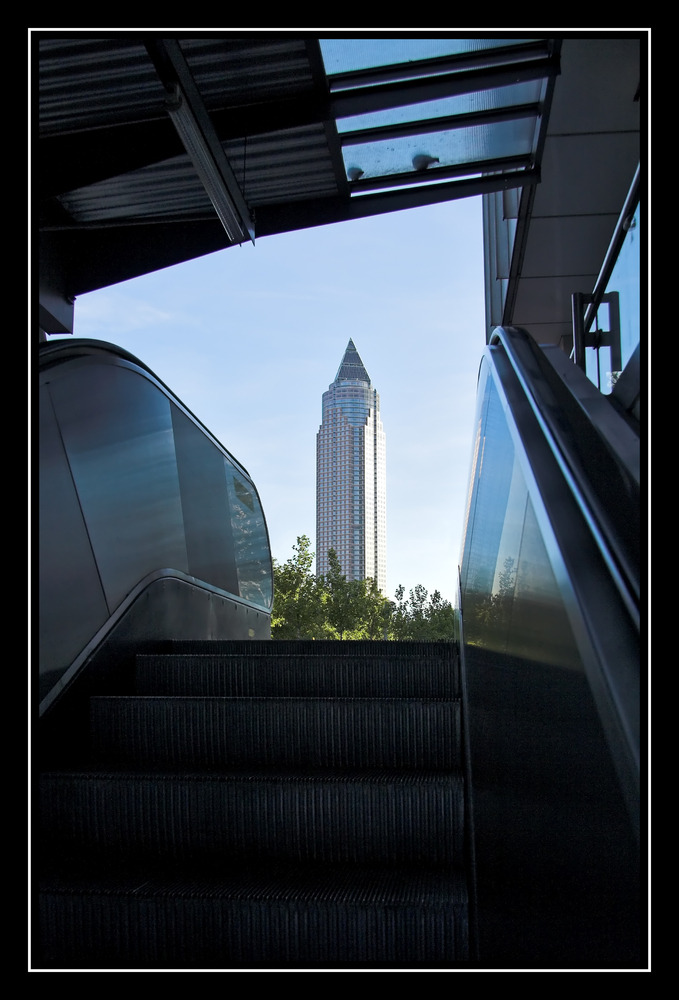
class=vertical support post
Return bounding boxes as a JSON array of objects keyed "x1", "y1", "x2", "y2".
[{"x1": 571, "y1": 292, "x2": 587, "y2": 372}]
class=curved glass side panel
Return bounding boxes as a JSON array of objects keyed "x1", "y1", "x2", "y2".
[
  {"x1": 39, "y1": 382, "x2": 110, "y2": 686},
  {"x1": 460, "y1": 360, "x2": 580, "y2": 668},
  {"x1": 46, "y1": 361, "x2": 189, "y2": 613},
  {"x1": 458, "y1": 347, "x2": 641, "y2": 965},
  {"x1": 171, "y1": 403, "x2": 240, "y2": 598},
  {"x1": 39, "y1": 342, "x2": 272, "y2": 700},
  {"x1": 226, "y1": 467, "x2": 273, "y2": 608}
]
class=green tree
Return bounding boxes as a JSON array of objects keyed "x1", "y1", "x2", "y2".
[
  {"x1": 271, "y1": 535, "x2": 456, "y2": 641},
  {"x1": 271, "y1": 535, "x2": 329, "y2": 638},
  {"x1": 390, "y1": 584, "x2": 456, "y2": 640},
  {"x1": 324, "y1": 548, "x2": 391, "y2": 639}
]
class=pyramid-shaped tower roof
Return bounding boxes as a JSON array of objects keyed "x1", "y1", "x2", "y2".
[{"x1": 335, "y1": 339, "x2": 371, "y2": 384}]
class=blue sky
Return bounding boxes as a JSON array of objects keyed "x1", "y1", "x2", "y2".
[{"x1": 56, "y1": 195, "x2": 486, "y2": 603}]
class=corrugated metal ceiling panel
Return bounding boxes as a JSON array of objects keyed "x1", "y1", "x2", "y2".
[
  {"x1": 38, "y1": 36, "x2": 319, "y2": 135},
  {"x1": 38, "y1": 37, "x2": 168, "y2": 134},
  {"x1": 56, "y1": 123, "x2": 338, "y2": 224},
  {"x1": 179, "y1": 36, "x2": 318, "y2": 107}
]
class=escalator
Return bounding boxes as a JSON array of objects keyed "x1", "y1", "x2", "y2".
[
  {"x1": 35, "y1": 328, "x2": 642, "y2": 969},
  {"x1": 36, "y1": 342, "x2": 474, "y2": 968},
  {"x1": 37, "y1": 639, "x2": 472, "y2": 969}
]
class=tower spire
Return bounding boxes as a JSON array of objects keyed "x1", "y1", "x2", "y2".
[{"x1": 335, "y1": 339, "x2": 371, "y2": 384}]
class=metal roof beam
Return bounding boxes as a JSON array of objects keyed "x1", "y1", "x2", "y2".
[
  {"x1": 346, "y1": 155, "x2": 534, "y2": 193},
  {"x1": 255, "y1": 167, "x2": 540, "y2": 237},
  {"x1": 145, "y1": 38, "x2": 255, "y2": 244}
]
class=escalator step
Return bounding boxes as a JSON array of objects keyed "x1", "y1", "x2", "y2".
[
  {"x1": 135, "y1": 653, "x2": 459, "y2": 698},
  {"x1": 89, "y1": 696, "x2": 462, "y2": 770},
  {"x1": 38, "y1": 640, "x2": 470, "y2": 968},
  {"x1": 38, "y1": 861, "x2": 469, "y2": 968},
  {"x1": 39, "y1": 769, "x2": 465, "y2": 865},
  {"x1": 152, "y1": 639, "x2": 458, "y2": 658}
]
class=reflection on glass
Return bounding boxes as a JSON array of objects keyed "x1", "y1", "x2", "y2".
[
  {"x1": 458, "y1": 347, "x2": 640, "y2": 962},
  {"x1": 53, "y1": 365, "x2": 188, "y2": 611},
  {"x1": 460, "y1": 359, "x2": 582, "y2": 670},
  {"x1": 227, "y1": 466, "x2": 273, "y2": 608}
]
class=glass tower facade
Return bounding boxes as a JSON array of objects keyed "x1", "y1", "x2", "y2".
[{"x1": 316, "y1": 340, "x2": 386, "y2": 593}]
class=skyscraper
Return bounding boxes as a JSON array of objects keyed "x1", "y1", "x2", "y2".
[{"x1": 316, "y1": 339, "x2": 386, "y2": 593}]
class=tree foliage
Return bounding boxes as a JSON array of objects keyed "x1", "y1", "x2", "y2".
[
  {"x1": 389, "y1": 583, "x2": 457, "y2": 641},
  {"x1": 271, "y1": 536, "x2": 456, "y2": 641},
  {"x1": 324, "y1": 548, "x2": 392, "y2": 639},
  {"x1": 270, "y1": 536, "x2": 329, "y2": 639}
]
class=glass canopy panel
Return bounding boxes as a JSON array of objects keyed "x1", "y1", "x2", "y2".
[
  {"x1": 318, "y1": 39, "x2": 550, "y2": 190},
  {"x1": 336, "y1": 80, "x2": 545, "y2": 134},
  {"x1": 319, "y1": 38, "x2": 535, "y2": 76},
  {"x1": 343, "y1": 118, "x2": 538, "y2": 183}
]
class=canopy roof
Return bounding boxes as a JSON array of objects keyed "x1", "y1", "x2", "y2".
[
  {"x1": 36, "y1": 32, "x2": 643, "y2": 354},
  {"x1": 37, "y1": 33, "x2": 558, "y2": 329}
]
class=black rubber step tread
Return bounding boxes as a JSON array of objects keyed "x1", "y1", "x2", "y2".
[
  {"x1": 135, "y1": 653, "x2": 459, "y2": 698},
  {"x1": 151, "y1": 639, "x2": 458, "y2": 657},
  {"x1": 89, "y1": 696, "x2": 463, "y2": 769},
  {"x1": 37, "y1": 862, "x2": 469, "y2": 968},
  {"x1": 39, "y1": 769, "x2": 465, "y2": 865},
  {"x1": 39, "y1": 858, "x2": 469, "y2": 903},
  {"x1": 37, "y1": 639, "x2": 471, "y2": 968}
]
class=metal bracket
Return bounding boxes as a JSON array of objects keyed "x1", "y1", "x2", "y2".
[{"x1": 572, "y1": 290, "x2": 621, "y2": 378}]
